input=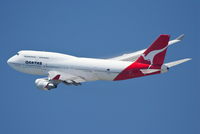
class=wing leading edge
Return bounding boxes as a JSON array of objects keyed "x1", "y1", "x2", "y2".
[{"x1": 108, "y1": 34, "x2": 184, "y2": 62}]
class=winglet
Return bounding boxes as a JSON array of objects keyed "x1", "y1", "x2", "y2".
[
  {"x1": 48, "y1": 71, "x2": 61, "y2": 80},
  {"x1": 165, "y1": 58, "x2": 191, "y2": 68},
  {"x1": 168, "y1": 34, "x2": 185, "y2": 46},
  {"x1": 175, "y1": 34, "x2": 184, "y2": 41},
  {"x1": 52, "y1": 75, "x2": 61, "y2": 80}
]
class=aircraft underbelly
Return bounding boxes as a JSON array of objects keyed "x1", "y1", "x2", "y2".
[
  {"x1": 93, "y1": 71, "x2": 119, "y2": 80},
  {"x1": 63, "y1": 59, "x2": 130, "y2": 81}
]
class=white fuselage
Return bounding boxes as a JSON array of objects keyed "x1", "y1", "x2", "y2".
[
  {"x1": 7, "y1": 50, "x2": 132, "y2": 81},
  {"x1": 7, "y1": 35, "x2": 190, "y2": 90}
]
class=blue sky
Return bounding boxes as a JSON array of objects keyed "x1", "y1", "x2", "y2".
[{"x1": 0, "y1": 0, "x2": 199, "y2": 134}]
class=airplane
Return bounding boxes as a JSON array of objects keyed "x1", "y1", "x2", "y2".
[{"x1": 7, "y1": 34, "x2": 191, "y2": 90}]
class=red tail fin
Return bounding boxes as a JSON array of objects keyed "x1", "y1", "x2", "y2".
[{"x1": 135, "y1": 35, "x2": 170, "y2": 66}]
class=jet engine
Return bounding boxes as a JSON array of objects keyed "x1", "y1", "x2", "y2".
[{"x1": 35, "y1": 78, "x2": 57, "y2": 90}]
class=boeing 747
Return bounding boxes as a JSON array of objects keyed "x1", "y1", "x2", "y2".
[{"x1": 7, "y1": 34, "x2": 191, "y2": 90}]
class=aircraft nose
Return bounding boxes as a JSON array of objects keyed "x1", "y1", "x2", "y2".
[
  {"x1": 7, "y1": 57, "x2": 12, "y2": 65},
  {"x1": 7, "y1": 56, "x2": 16, "y2": 65}
]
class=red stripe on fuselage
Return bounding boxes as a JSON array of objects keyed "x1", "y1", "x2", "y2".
[{"x1": 113, "y1": 62, "x2": 161, "y2": 81}]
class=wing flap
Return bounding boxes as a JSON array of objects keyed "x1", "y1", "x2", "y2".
[{"x1": 48, "y1": 71, "x2": 86, "y2": 85}]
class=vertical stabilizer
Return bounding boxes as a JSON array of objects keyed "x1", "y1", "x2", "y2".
[{"x1": 135, "y1": 35, "x2": 170, "y2": 67}]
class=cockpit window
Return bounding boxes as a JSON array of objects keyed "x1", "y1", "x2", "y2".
[{"x1": 16, "y1": 52, "x2": 19, "y2": 55}]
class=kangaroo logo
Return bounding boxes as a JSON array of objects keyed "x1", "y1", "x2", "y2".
[{"x1": 141, "y1": 46, "x2": 168, "y2": 68}]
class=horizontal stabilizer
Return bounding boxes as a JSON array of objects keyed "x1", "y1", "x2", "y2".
[
  {"x1": 140, "y1": 69, "x2": 161, "y2": 74},
  {"x1": 165, "y1": 58, "x2": 191, "y2": 68}
]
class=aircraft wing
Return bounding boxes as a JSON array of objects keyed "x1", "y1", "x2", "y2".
[
  {"x1": 108, "y1": 34, "x2": 184, "y2": 62},
  {"x1": 48, "y1": 71, "x2": 86, "y2": 86}
]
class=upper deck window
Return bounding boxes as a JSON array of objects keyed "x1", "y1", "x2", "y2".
[
  {"x1": 24, "y1": 55, "x2": 36, "y2": 58},
  {"x1": 39, "y1": 56, "x2": 49, "y2": 59}
]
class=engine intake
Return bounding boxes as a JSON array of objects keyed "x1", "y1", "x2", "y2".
[{"x1": 35, "y1": 78, "x2": 57, "y2": 90}]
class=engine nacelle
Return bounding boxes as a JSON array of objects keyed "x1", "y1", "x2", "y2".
[
  {"x1": 161, "y1": 64, "x2": 169, "y2": 73},
  {"x1": 35, "y1": 78, "x2": 57, "y2": 90}
]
